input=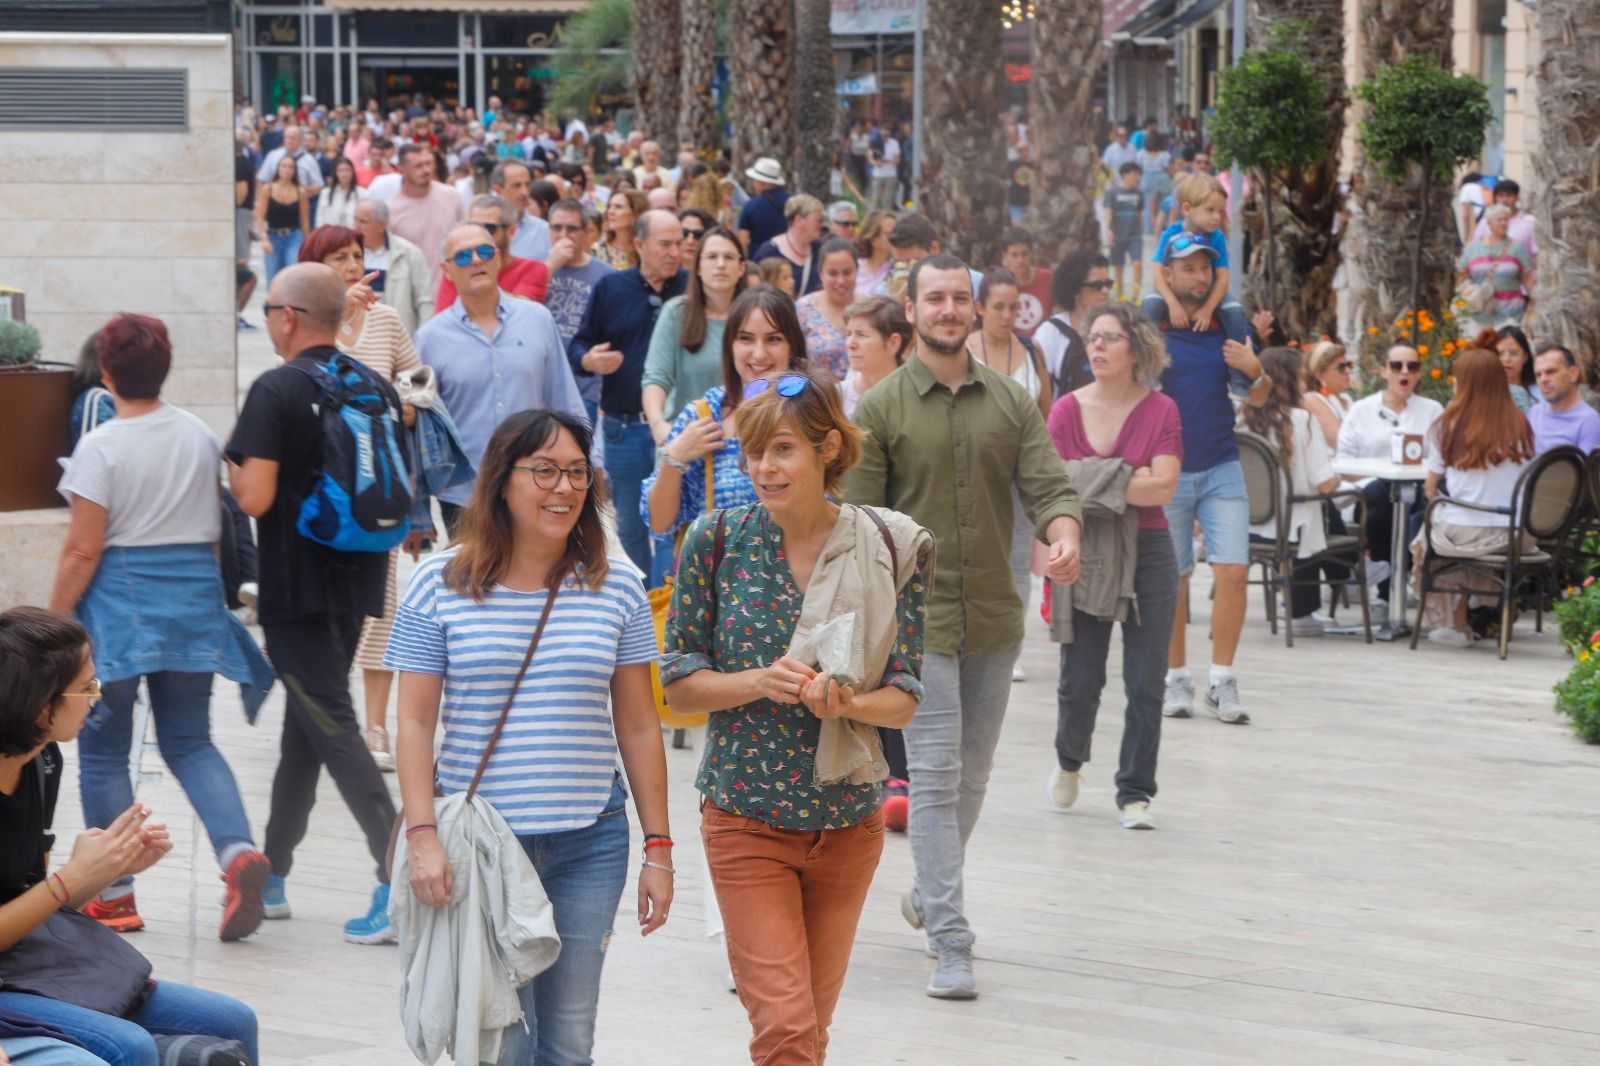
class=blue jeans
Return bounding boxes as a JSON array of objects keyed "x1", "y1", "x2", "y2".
[
  {"x1": 0, "y1": 1037, "x2": 106, "y2": 1066},
  {"x1": 78, "y1": 672, "x2": 254, "y2": 888},
  {"x1": 0, "y1": 983, "x2": 258, "y2": 1066},
  {"x1": 601, "y1": 415, "x2": 655, "y2": 576},
  {"x1": 1164, "y1": 460, "x2": 1250, "y2": 574},
  {"x1": 497, "y1": 776, "x2": 629, "y2": 1066},
  {"x1": 262, "y1": 229, "x2": 302, "y2": 285}
]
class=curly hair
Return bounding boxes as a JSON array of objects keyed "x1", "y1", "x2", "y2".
[
  {"x1": 1081, "y1": 302, "x2": 1168, "y2": 386},
  {"x1": 1239, "y1": 347, "x2": 1305, "y2": 470}
]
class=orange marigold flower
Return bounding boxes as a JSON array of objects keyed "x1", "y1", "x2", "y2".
[
  {"x1": 1430, "y1": 368, "x2": 1442, "y2": 378},
  {"x1": 1417, "y1": 345, "x2": 1430, "y2": 356},
  {"x1": 1367, "y1": 325, "x2": 1380, "y2": 335}
]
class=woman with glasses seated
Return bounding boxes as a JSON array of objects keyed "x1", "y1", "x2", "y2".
[
  {"x1": 1302, "y1": 340, "x2": 1354, "y2": 449},
  {"x1": 0, "y1": 607, "x2": 258, "y2": 1063},
  {"x1": 643, "y1": 287, "x2": 811, "y2": 580},
  {"x1": 47, "y1": 314, "x2": 273, "y2": 943},
  {"x1": 1033, "y1": 250, "x2": 1114, "y2": 399},
  {"x1": 1335, "y1": 345, "x2": 1444, "y2": 619}
]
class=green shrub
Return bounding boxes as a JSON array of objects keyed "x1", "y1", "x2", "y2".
[
  {"x1": 0, "y1": 319, "x2": 41, "y2": 367},
  {"x1": 1552, "y1": 580, "x2": 1600, "y2": 657},
  {"x1": 1554, "y1": 651, "x2": 1600, "y2": 744}
]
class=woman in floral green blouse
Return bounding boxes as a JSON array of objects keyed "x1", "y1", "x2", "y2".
[{"x1": 662, "y1": 366, "x2": 928, "y2": 1065}]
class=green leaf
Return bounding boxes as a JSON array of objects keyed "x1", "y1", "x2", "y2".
[
  {"x1": 1354, "y1": 55, "x2": 1492, "y2": 184},
  {"x1": 1211, "y1": 45, "x2": 1331, "y2": 174}
]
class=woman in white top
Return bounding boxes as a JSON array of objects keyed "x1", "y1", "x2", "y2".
[
  {"x1": 1411, "y1": 347, "x2": 1536, "y2": 647},
  {"x1": 840, "y1": 295, "x2": 913, "y2": 418},
  {"x1": 316, "y1": 156, "x2": 368, "y2": 228},
  {"x1": 1301, "y1": 340, "x2": 1353, "y2": 449},
  {"x1": 1239, "y1": 347, "x2": 1346, "y2": 636}
]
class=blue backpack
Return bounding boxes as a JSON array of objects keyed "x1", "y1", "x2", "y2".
[{"x1": 292, "y1": 352, "x2": 412, "y2": 553}]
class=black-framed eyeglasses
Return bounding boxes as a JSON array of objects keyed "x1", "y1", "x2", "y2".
[
  {"x1": 262, "y1": 303, "x2": 308, "y2": 317},
  {"x1": 1388, "y1": 361, "x2": 1422, "y2": 373},
  {"x1": 549, "y1": 222, "x2": 584, "y2": 235},
  {"x1": 62, "y1": 677, "x2": 102, "y2": 706},
  {"x1": 1084, "y1": 279, "x2": 1114, "y2": 291},
  {"x1": 1085, "y1": 331, "x2": 1127, "y2": 347},
  {"x1": 512, "y1": 462, "x2": 594, "y2": 490},
  {"x1": 450, "y1": 243, "x2": 497, "y2": 267},
  {"x1": 743, "y1": 373, "x2": 810, "y2": 401}
]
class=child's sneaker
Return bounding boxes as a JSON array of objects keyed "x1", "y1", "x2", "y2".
[{"x1": 344, "y1": 883, "x2": 396, "y2": 945}]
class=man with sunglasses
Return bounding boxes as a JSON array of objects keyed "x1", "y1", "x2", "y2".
[
  {"x1": 1335, "y1": 345, "x2": 1443, "y2": 618},
  {"x1": 433, "y1": 194, "x2": 549, "y2": 311},
  {"x1": 415, "y1": 223, "x2": 586, "y2": 538},
  {"x1": 826, "y1": 200, "x2": 860, "y2": 242}
]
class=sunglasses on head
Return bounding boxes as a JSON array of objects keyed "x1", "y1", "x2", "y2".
[
  {"x1": 742, "y1": 373, "x2": 810, "y2": 401},
  {"x1": 1388, "y1": 360, "x2": 1422, "y2": 373},
  {"x1": 450, "y1": 243, "x2": 497, "y2": 267}
]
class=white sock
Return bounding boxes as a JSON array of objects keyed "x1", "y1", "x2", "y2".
[
  {"x1": 99, "y1": 882, "x2": 134, "y2": 903},
  {"x1": 1209, "y1": 664, "x2": 1235, "y2": 687},
  {"x1": 1166, "y1": 667, "x2": 1190, "y2": 685}
]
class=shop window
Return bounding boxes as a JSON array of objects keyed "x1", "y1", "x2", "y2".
[
  {"x1": 480, "y1": 14, "x2": 567, "y2": 49},
  {"x1": 356, "y1": 12, "x2": 456, "y2": 49},
  {"x1": 259, "y1": 51, "x2": 303, "y2": 110},
  {"x1": 313, "y1": 53, "x2": 336, "y2": 104}
]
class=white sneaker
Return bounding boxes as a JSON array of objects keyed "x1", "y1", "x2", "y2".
[
  {"x1": 1011, "y1": 664, "x2": 1026, "y2": 682},
  {"x1": 1118, "y1": 801, "x2": 1155, "y2": 830},
  {"x1": 1427, "y1": 626, "x2": 1472, "y2": 648},
  {"x1": 1162, "y1": 675, "x2": 1194, "y2": 718},
  {"x1": 1290, "y1": 616, "x2": 1326, "y2": 637},
  {"x1": 1047, "y1": 768, "x2": 1080, "y2": 810},
  {"x1": 1203, "y1": 676, "x2": 1250, "y2": 724},
  {"x1": 1369, "y1": 598, "x2": 1390, "y2": 624}
]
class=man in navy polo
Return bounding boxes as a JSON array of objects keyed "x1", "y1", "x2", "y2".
[
  {"x1": 568, "y1": 209, "x2": 686, "y2": 575},
  {"x1": 1156, "y1": 241, "x2": 1269, "y2": 725}
]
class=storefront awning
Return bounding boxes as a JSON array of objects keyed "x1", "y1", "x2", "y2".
[
  {"x1": 323, "y1": 0, "x2": 584, "y2": 12},
  {"x1": 1116, "y1": 0, "x2": 1226, "y2": 43}
]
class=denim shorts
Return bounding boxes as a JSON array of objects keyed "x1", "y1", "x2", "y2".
[{"x1": 1165, "y1": 459, "x2": 1249, "y2": 573}]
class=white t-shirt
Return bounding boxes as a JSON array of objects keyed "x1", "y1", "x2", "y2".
[
  {"x1": 872, "y1": 139, "x2": 900, "y2": 180},
  {"x1": 1335, "y1": 392, "x2": 1444, "y2": 461},
  {"x1": 1425, "y1": 429, "x2": 1530, "y2": 527},
  {"x1": 58, "y1": 404, "x2": 222, "y2": 547}
]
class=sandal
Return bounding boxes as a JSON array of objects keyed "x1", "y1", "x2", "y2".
[{"x1": 367, "y1": 725, "x2": 395, "y2": 772}]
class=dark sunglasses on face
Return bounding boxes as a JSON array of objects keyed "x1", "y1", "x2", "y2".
[
  {"x1": 1084, "y1": 279, "x2": 1114, "y2": 291},
  {"x1": 1388, "y1": 361, "x2": 1422, "y2": 373},
  {"x1": 450, "y1": 243, "x2": 497, "y2": 267},
  {"x1": 1332, "y1": 361, "x2": 1351, "y2": 372},
  {"x1": 682, "y1": 227, "x2": 706, "y2": 239},
  {"x1": 742, "y1": 373, "x2": 810, "y2": 401}
]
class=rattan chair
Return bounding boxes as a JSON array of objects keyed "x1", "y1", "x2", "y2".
[
  {"x1": 1236, "y1": 430, "x2": 1372, "y2": 646},
  {"x1": 1410, "y1": 445, "x2": 1586, "y2": 659}
]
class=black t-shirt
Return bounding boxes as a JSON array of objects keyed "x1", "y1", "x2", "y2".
[
  {"x1": 0, "y1": 744, "x2": 61, "y2": 905},
  {"x1": 235, "y1": 153, "x2": 257, "y2": 208},
  {"x1": 226, "y1": 346, "x2": 393, "y2": 625}
]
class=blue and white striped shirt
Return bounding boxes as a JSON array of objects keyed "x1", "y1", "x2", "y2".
[{"x1": 383, "y1": 550, "x2": 657, "y2": 833}]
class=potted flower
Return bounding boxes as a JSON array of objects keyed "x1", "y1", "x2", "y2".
[{"x1": 0, "y1": 318, "x2": 74, "y2": 511}]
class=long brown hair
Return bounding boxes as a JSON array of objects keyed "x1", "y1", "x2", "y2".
[
  {"x1": 1433, "y1": 348, "x2": 1535, "y2": 471},
  {"x1": 444, "y1": 410, "x2": 610, "y2": 600},
  {"x1": 1239, "y1": 347, "x2": 1305, "y2": 468},
  {"x1": 722, "y1": 286, "x2": 809, "y2": 412},
  {"x1": 679, "y1": 225, "x2": 748, "y2": 353}
]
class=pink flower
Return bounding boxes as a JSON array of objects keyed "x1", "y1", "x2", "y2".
[{"x1": 1586, "y1": 576, "x2": 1596, "y2": 587}]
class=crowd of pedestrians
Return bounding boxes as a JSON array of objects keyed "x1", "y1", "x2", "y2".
[{"x1": 0, "y1": 95, "x2": 1587, "y2": 1066}]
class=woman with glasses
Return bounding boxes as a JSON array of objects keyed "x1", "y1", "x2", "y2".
[
  {"x1": 643, "y1": 287, "x2": 810, "y2": 572},
  {"x1": 1033, "y1": 250, "x2": 1114, "y2": 399},
  {"x1": 661, "y1": 368, "x2": 929, "y2": 1065},
  {"x1": 1045, "y1": 305, "x2": 1181, "y2": 829},
  {"x1": 796, "y1": 238, "x2": 860, "y2": 380},
  {"x1": 596, "y1": 188, "x2": 648, "y2": 269},
  {"x1": 0, "y1": 608, "x2": 260, "y2": 1064},
  {"x1": 256, "y1": 153, "x2": 310, "y2": 285},
  {"x1": 301, "y1": 225, "x2": 424, "y2": 772},
  {"x1": 47, "y1": 314, "x2": 273, "y2": 942},
  {"x1": 1302, "y1": 340, "x2": 1354, "y2": 449},
  {"x1": 386, "y1": 410, "x2": 672, "y2": 1064}
]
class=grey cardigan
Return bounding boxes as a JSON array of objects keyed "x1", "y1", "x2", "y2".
[{"x1": 1049, "y1": 457, "x2": 1140, "y2": 643}]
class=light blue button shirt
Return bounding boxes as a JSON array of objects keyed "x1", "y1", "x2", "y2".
[
  {"x1": 414, "y1": 294, "x2": 587, "y2": 506},
  {"x1": 510, "y1": 212, "x2": 551, "y2": 261}
]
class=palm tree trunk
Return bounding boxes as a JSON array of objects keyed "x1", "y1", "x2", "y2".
[
  {"x1": 1532, "y1": 0, "x2": 1600, "y2": 378},
  {"x1": 677, "y1": 0, "x2": 719, "y2": 155},
  {"x1": 631, "y1": 0, "x2": 682, "y2": 153},
  {"x1": 1027, "y1": 0, "x2": 1104, "y2": 268},
  {"x1": 1246, "y1": 0, "x2": 1344, "y2": 339},
  {"x1": 920, "y1": 0, "x2": 1007, "y2": 265},
  {"x1": 1356, "y1": 0, "x2": 1455, "y2": 323},
  {"x1": 727, "y1": 0, "x2": 794, "y2": 175},
  {"x1": 792, "y1": 0, "x2": 835, "y2": 199}
]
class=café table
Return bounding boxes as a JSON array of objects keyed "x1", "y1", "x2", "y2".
[{"x1": 1331, "y1": 456, "x2": 1429, "y2": 641}]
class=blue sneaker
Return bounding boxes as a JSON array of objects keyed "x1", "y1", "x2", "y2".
[
  {"x1": 343, "y1": 883, "x2": 395, "y2": 945},
  {"x1": 263, "y1": 875, "x2": 291, "y2": 920}
]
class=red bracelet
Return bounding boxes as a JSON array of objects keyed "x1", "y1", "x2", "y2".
[
  {"x1": 405, "y1": 824, "x2": 438, "y2": 839},
  {"x1": 642, "y1": 838, "x2": 674, "y2": 851},
  {"x1": 46, "y1": 872, "x2": 70, "y2": 905}
]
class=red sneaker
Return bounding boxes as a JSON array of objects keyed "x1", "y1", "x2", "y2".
[
  {"x1": 219, "y1": 849, "x2": 271, "y2": 942},
  {"x1": 84, "y1": 893, "x2": 144, "y2": 933}
]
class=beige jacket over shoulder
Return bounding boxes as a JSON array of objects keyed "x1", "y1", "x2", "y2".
[
  {"x1": 787, "y1": 504, "x2": 934, "y2": 786},
  {"x1": 1050, "y1": 457, "x2": 1139, "y2": 644}
]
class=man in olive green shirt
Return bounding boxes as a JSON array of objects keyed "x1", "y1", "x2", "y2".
[{"x1": 842, "y1": 253, "x2": 1082, "y2": 1000}]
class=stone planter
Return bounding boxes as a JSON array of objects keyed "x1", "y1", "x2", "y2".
[{"x1": 0, "y1": 362, "x2": 72, "y2": 512}]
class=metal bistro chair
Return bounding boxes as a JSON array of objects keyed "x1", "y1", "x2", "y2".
[
  {"x1": 1236, "y1": 429, "x2": 1373, "y2": 647},
  {"x1": 1410, "y1": 445, "x2": 1586, "y2": 659}
]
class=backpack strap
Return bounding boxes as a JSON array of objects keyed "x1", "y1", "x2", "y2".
[
  {"x1": 859, "y1": 505, "x2": 901, "y2": 587},
  {"x1": 466, "y1": 585, "x2": 558, "y2": 802},
  {"x1": 696, "y1": 398, "x2": 715, "y2": 512}
]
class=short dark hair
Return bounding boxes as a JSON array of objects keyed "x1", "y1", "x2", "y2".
[
  {"x1": 818, "y1": 236, "x2": 857, "y2": 264},
  {"x1": 679, "y1": 207, "x2": 715, "y2": 230},
  {"x1": 97, "y1": 313, "x2": 172, "y2": 400},
  {"x1": 530, "y1": 179, "x2": 560, "y2": 214},
  {"x1": 978, "y1": 266, "x2": 1019, "y2": 304},
  {"x1": 887, "y1": 212, "x2": 937, "y2": 251},
  {"x1": 548, "y1": 197, "x2": 585, "y2": 225},
  {"x1": 1052, "y1": 249, "x2": 1110, "y2": 311},
  {"x1": 907, "y1": 253, "x2": 971, "y2": 302},
  {"x1": 1493, "y1": 178, "x2": 1520, "y2": 197},
  {"x1": 397, "y1": 143, "x2": 429, "y2": 166},
  {"x1": 0, "y1": 607, "x2": 90, "y2": 757},
  {"x1": 1537, "y1": 344, "x2": 1578, "y2": 369},
  {"x1": 1119, "y1": 161, "x2": 1142, "y2": 176},
  {"x1": 999, "y1": 226, "x2": 1033, "y2": 250}
]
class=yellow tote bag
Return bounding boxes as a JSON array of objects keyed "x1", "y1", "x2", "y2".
[{"x1": 649, "y1": 399, "x2": 713, "y2": 730}]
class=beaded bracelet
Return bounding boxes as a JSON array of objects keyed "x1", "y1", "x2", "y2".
[
  {"x1": 641, "y1": 860, "x2": 675, "y2": 875},
  {"x1": 405, "y1": 824, "x2": 438, "y2": 839},
  {"x1": 642, "y1": 838, "x2": 674, "y2": 851},
  {"x1": 46, "y1": 872, "x2": 70, "y2": 905}
]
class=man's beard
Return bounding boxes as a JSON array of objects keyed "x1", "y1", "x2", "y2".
[{"x1": 915, "y1": 321, "x2": 969, "y2": 357}]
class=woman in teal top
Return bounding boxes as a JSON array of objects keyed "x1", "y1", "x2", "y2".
[{"x1": 661, "y1": 367, "x2": 927, "y2": 1063}]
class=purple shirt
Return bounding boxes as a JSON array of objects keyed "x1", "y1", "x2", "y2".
[
  {"x1": 1048, "y1": 390, "x2": 1183, "y2": 530},
  {"x1": 1528, "y1": 400, "x2": 1600, "y2": 454}
]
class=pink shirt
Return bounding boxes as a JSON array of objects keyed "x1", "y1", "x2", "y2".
[
  {"x1": 1047, "y1": 390, "x2": 1183, "y2": 531},
  {"x1": 387, "y1": 182, "x2": 465, "y2": 289}
]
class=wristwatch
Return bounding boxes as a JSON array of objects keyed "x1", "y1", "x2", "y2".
[{"x1": 660, "y1": 452, "x2": 690, "y2": 474}]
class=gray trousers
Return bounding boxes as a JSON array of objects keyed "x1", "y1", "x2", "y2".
[
  {"x1": 1054, "y1": 529, "x2": 1179, "y2": 808},
  {"x1": 907, "y1": 643, "x2": 1021, "y2": 949}
]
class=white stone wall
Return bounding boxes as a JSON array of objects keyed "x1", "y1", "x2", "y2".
[{"x1": 0, "y1": 33, "x2": 236, "y2": 437}]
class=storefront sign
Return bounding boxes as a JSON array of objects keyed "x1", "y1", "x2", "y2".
[
  {"x1": 838, "y1": 73, "x2": 878, "y2": 95},
  {"x1": 831, "y1": 0, "x2": 917, "y2": 36},
  {"x1": 255, "y1": 15, "x2": 297, "y2": 46}
]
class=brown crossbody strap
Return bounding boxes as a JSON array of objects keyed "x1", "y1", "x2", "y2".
[
  {"x1": 466, "y1": 585, "x2": 559, "y2": 802},
  {"x1": 859, "y1": 504, "x2": 900, "y2": 584}
]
